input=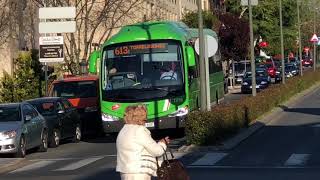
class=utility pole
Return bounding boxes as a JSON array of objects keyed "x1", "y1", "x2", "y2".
[
  {"x1": 313, "y1": 5, "x2": 317, "y2": 72},
  {"x1": 297, "y1": 0, "x2": 303, "y2": 76},
  {"x1": 42, "y1": 0, "x2": 48, "y2": 95},
  {"x1": 198, "y1": 0, "x2": 207, "y2": 111},
  {"x1": 248, "y1": 0, "x2": 256, "y2": 96},
  {"x1": 279, "y1": 0, "x2": 285, "y2": 84}
]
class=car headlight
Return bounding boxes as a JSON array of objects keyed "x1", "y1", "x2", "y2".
[
  {"x1": 242, "y1": 82, "x2": 248, "y2": 86},
  {"x1": 84, "y1": 106, "x2": 98, "y2": 112},
  {"x1": 260, "y1": 81, "x2": 267, "y2": 85},
  {"x1": 0, "y1": 130, "x2": 17, "y2": 140},
  {"x1": 169, "y1": 107, "x2": 189, "y2": 117},
  {"x1": 102, "y1": 113, "x2": 119, "y2": 122}
]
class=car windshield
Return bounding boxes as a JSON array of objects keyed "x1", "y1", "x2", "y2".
[
  {"x1": 30, "y1": 102, "x2": 55, "y2": 116},
  {"x1": 245, "y1": 71, "x2": 266, "y2": 78},
  {"x1": 51, "y1": 81, "x2": 97, "y2": 98},
  {"x1": 101, "y1": 40, "x2": 184, "y2": 102},
  {"x1": 0, "y1": 105, "x2": 21, "y2": 122},
  {"x1": 285, "y1": 65, "x2": 294, "y2": 71}
]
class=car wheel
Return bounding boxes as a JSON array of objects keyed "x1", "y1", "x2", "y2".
[
  {"x1": 38, "y1": 130, "x2": 48, "y2": 152},
  {"x1": 49, "y1": 129, "x2": 60, "y2": 148},
  {"x1": 14, "y1": 136, "x2": 26, "y2": 158},
  {"x1": 73, "y1": 124, "x2": 82, "y2": 143}
]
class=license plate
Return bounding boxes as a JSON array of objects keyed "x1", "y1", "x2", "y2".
[{"x1": 145, "y1": 122, "x2": 155, "y2": 128}]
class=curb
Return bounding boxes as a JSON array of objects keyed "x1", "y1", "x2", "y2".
[
  {"x1": 0, "y1": 158, "x2": 25, "y2": 174},
  {"x1": 178, "y1": 82, "x2": 320, "y2": 153}
]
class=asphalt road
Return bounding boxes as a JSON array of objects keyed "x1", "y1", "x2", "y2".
[
  {"x1": 1, "y1": 84, "x2": 319, "y2": 180},
  {"x1": 187, "y1": 85, "x2": 320, "y2": 179}
]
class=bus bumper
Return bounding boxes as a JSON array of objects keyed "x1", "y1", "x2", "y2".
[{"x1": 102, "y1": 115, "x2": 186, "y2": 133}]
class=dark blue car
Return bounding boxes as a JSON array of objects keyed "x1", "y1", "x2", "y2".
[{"x1": 241, "y1": 69, "x2": 270, "y2": 94}]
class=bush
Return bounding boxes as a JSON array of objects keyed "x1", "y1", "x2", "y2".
[
  {"x1": 186, "y1": 70, "x2": 320, "y2": 145},
  {"x1": 0, "y1": 51, "x2": 41, "y2": 103}
]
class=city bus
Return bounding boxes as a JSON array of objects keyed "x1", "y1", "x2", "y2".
[{"x1": 89, "y1": 21, "x2": 224, "y2": 133}]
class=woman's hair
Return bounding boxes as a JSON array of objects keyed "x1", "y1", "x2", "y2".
[{"x1": 124, "y1": 105, "x2": 147, "y2": 125}]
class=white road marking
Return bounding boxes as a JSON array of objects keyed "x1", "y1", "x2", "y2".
[
  {"x1": 284, "y1": 154, "x2": 310, "y2": 166},
  {"x1": 187, "y1": 165, "x2": 308, "y2": 169},
  {"x1": 54, "y1": 157, "x2": 103, "y2": 171},
  {"x1": 29, "y1": 155, "x2": 115, "y2": 161},
  {"x1": 190, "y1": 153, "x2": 228, "y2": 166},
  {"x1": 10, "y1": 160, "x2": 55, "y2": 173}
]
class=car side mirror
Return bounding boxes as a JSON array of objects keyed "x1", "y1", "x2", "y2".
[
  {"x1": 186, "y1": 46, "x2": 196, "y2": 67},
  {"x1": 57, "y1": 110, "x2": 65, "y2": 114},
  {"x1": 25, "y1": 115, "x2": 32, "y2": 122}
]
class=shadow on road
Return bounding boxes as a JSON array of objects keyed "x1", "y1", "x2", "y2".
[{"x1": 279, "y1": 105, "x2": 320, "y2": 116}]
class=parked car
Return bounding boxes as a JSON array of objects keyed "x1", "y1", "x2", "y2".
[
  {"x1": 285, "y1": 64, "x2": 298, "y2": 77},
  {"x1": 48, "y1": 75, "x2": 102, "y2": 137},
  {"x1": 0, "y1": 103, "x2": 48, "y2": 158},
  {"x1": 27, "y1": 97, "x2": 81, "y2": 148},
  {"x1": 241, "y1": 71, "x2": 269, "y2": 94},
  {"x1": 302, "y1": 57, "x2": 313, "y2": 67}
]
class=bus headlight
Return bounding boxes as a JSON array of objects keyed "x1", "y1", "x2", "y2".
[
  {"x1": 102, "y1": 113, "x2": 119, "y2": 122},
  {"x1": 169, "y1": 107, "x2": 188, "y2": 117}
]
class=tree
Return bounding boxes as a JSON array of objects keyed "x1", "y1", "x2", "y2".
[
  {"x1": 0, "y1": 52, "x2": 40, "y2": 102},
  {"x1": 32, "y1": 0, "x2": 145, "y2": 75},
  {"x1": 182, "y1": 11, "x2": 220, "y2": 31},
  {"x1": 218, "y1": 13, "x2": 250, "y2": 61},
  {"x1": 225, "y1": 0, "x2": 299, "y2": 56}
]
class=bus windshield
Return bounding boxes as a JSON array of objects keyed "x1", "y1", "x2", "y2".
[{"x1": 102, "y1": 40, "x2": 184, "y2": 102}]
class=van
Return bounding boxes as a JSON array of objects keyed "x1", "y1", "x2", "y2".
[{"x1": 48, "y1": 75, "x2": 102, "y2": 137}]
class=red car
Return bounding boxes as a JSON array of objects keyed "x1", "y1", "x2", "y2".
[
  {"x1": 264, "y1": 62, "x2": 277, "y2": 78},
  {"x1": 302, "y1": 58, "x2": 313, "y2": 67},
  {"x1": 48, "y1": 75, "x2": 102, "y2": 136}
]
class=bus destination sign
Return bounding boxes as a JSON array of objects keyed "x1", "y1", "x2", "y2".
[{"x1": 114, "y1": 43, "x2": 168, "y2": 56}]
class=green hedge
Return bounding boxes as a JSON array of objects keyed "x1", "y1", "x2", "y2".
[{"x1": 186, "y1": 70, "x2": 320, "y2": 145}]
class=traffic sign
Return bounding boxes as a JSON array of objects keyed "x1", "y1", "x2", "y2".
[
  {"x1": 241, "y1": 0, "x2": 258, "y2": 6},
  {"x1": 194, "y1": 35, "x2": 218, "y2": 58},
  {"x1": 310, "y1": 34, "x2": 318, "y2": 42},
  {"x1": 39, "y1": 21, "x2": 76, "y2": 33},
  {"x1": 39, "y1": 7, "x2": 76, "y2": 19},
  {"x1": 39, "y1": 36, "x2": 64, "y2": 63},
  {"x1": 39, "y1": 6, "x2": 76, "y2": 34}
]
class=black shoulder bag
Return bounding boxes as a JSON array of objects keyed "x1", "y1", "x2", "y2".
[{"x1": 156, "y1": 147, "x2": 189, "y2": 180}]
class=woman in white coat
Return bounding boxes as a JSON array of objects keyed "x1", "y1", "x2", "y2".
[{"x1": 116, "y1": 105, "x2": 170, "y2": 180}]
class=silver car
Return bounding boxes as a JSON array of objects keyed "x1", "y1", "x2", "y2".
[{"x1": 0, "y1": 103, "x2": 48, "y2": 158}]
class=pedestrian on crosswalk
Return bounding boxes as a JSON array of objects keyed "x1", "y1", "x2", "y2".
[{"x1": 116, "y1": 105, "x2": 170, "y2": 180}]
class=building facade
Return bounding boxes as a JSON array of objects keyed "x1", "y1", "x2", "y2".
[{"x1": 0, "y1": 0, "x2": 210, "y2": 77}]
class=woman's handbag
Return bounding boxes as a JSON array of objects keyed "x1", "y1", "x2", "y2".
[{"x1": 156, "y1": 147, "x2": 189, "y2": 180}]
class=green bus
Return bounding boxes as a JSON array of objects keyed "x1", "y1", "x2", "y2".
[{"x1": 89, "y1": 21, "x2": 225, "y2": 133}]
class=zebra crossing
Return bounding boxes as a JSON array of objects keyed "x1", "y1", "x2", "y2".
[
  {"x1": 5, "y1": 151, "x2": 319, "y2": 175},
  {"x1": 188, "y1": 152, "x2": 316, "y2": 168},
  {"x1": 5, "y1": 152, "x2": 187, "y2": 175}
]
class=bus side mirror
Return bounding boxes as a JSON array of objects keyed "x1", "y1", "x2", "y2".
[
  {"x1": 89, "y1": 51, "x2": 100, "y2": 74},
  {"x1": 186, "y1": 46, "x2": 196, "y2": 67}
]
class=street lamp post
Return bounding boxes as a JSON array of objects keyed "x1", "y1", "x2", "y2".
[
  {"x1": 198, "y1": 0, "x2": 207, "y2": 111},
  {"x1": 297, "y1": 0, "x2": 303, "y2": 76},
  {"x1": 248, "y1": 0, "x2": 256, "y2": 97},
  {"x1": 279, "y1": 0, "x2": 285, "y2": 84}
]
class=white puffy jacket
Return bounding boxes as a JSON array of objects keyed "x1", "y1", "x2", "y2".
[{"x1": 116, "y1": 124, "x2": 167, "y2": 176}]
